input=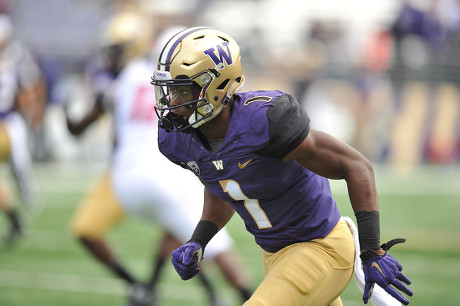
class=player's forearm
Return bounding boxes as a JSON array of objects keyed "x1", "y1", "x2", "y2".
[
  {"x1": 189, "y1": 220, "x2": 218, "y2": 250},
  {"x1": 66, "y1": 108, "x2": 102, "y2": 135},
  {"x1": 187, "y1": 188, "x2": 234, "y2": 251},
  {"x1": 343, "y1": 157, "x2": 382, "y2": 251},
  {"x1": 202, "y1": 187, "x2": 235, "y2": 231},
  {"x1": 345, "y1": 157, "x2": 379, "y2": 213}
]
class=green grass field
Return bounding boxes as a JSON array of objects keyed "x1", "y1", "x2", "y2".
[{"x1": 0, "y1": 163, "x2": 459, "y2": 306}]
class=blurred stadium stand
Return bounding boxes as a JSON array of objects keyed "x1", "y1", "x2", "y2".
[{"x1": 2, "y1": 0, "x2": 459, "y2": 169}]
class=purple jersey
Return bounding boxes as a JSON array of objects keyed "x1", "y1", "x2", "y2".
[{"x1": 158, "y1": 90, "x2": 341, "y2": 252}]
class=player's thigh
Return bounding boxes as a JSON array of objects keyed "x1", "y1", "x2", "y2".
[
  {"x1": 71, "y1": 173, "x2": 125, "y2": 239},
  {"x1": 0, "y1": 123, "x2": 11, "y2": 161},
  {"x1": 245, "y1": 267, "x2": 352, "y2": 306}
]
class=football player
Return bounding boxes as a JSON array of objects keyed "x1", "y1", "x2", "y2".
[
  {"x1": 111, "y1": 26, "x2": 254, "y2": 305},
  {"x1": 151, "y1": 27, "x2": 414, "y2": 305},
  {"x1": 67, "y1": 15, "x2": 253, "y2": 306},
  {"x1": 0, "y1": 14, "x2": 44, "y2": 244}
]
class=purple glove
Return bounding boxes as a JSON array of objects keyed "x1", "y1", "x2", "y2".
[
  {"x1": 361, "y1": 238, "x2": 413, "y2": 305},
  {"x1": 171, "y1": 241, "x2": 203, "y2": 280}
]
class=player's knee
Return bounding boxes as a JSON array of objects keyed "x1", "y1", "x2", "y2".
[{"x1": 70, "y1": 216, "x2": 104, "y2": 240}]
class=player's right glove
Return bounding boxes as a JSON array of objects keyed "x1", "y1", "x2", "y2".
[
  {"x1": 171, "y1": 241, "x2": 203, "y2": 280},
  {"x1": 361, "y1": 238, "x2": 413, "y2": 305}
]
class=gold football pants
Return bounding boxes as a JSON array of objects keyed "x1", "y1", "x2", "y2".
[
  {"x1": 0, "y1": 124, "x2": 11, "y2": 161},
  {"x1": 245, "y1": 220, "x2": 355, "y2": 306},
  {"x1": 71, "y1": 172, "x2": 125, "y2": 239}
]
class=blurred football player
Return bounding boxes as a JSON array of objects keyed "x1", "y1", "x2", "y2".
[
  {"x1": 0, "y1": 14, "x2": 44, "y2": 244},
  {"x1": 67, "y1": 14, "x2": 252, "y2": 306},
  {"x1": 151, "y1": 27, "x2": 414, "y2": 305}
]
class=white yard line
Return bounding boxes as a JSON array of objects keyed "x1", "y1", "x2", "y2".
[{"x1": 0, "y1": 270, "x2": 217, "y2": 302}]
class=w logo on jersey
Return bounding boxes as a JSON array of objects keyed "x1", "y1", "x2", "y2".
[
  {"x1": 212, "y1": 160, "x2": 224, "y2": 170},
  {"x1": 203, "y1": 42, "x2": 233, "y2": 70}
]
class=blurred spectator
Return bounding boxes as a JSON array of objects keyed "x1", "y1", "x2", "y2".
[
  {"x1": 3, "y1": 0, "x2": 457, "y2": 171},
  {"x1": 295, "y1": 20, "x2": 357, "y2": 147},
  {"x1": 388, "y1": 0, "x2": 460, "y2": 165},
  {"x1": 350, "y1": 27, "x2": 394, "y2": 161},
  {"x1": 389, "y1": 0, "x2": 443, "y2": 85}
]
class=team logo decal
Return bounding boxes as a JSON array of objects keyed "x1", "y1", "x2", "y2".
[
  {"x1": 203, "y1": 42, "x2": 233, "y2": 70},
  {"x1": 187, "y1": 161, "x2": 200, "y2": 175},
  {"x1": 238, "y1": 159, "x2": 251, "y2": 169},
  {"x1": 212, "y1": 160, "x2": 224, "y2": 170}
]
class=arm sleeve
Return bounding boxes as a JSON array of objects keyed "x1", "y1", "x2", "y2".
[{"x1": 257, "y1": 94, "x2": 310, "y2": 159}]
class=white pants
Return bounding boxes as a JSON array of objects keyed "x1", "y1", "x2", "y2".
[{"x1": 111, "y1": 153, "x2": 233, "y2": 260}]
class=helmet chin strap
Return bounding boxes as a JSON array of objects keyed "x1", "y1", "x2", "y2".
[
  {"x1": 188, "y1": 78, "x2": 243, "y2": 129},
  {"x1": 189, "y1": 103, "x2": 223, "y2": 128},
  {"x1": 160, "y1": 116, "x2": 174, "y2": 131},
  {"x1": 223, "y1": 79, "x2": 243, "y2": 105},
  {"x1": 190, "y1": 100, "x2": 233, "y2": 129},
  {"x1": 188, "y1": 112, "x2": 203, "y2": 128}
]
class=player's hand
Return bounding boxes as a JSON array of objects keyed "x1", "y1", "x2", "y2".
[
  {"x1": 171, "y1": 241, "x2": 203, "y2": 280},
  {"x1": 361, "y1": 238, "x2": 413, "y2": 305}
]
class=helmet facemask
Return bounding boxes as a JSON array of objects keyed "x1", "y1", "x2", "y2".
[{"x1": 152, "y1": 70, "x2": 217, "y2": 133}]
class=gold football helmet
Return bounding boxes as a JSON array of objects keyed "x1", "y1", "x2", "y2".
[
  {"x1": 151, "y1": 27, "x2": 244, "y2": 132},
  {"x1": 99, "y1": 11, "x2": 152, "y2": 73}
]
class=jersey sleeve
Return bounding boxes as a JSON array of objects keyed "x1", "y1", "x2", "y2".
[{"x1": 257, "y1": 94, "x2": 310, "y2": 159}]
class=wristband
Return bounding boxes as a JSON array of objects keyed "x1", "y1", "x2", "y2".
[
  {"x1": 189, "y1": 220, "x2": 218, "y2": 250},
  {"x1": 355, "y1": 210, "x2": 380, "y2": 250}
]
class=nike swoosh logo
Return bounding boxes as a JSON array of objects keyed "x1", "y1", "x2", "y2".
[
  {"x1": 238, "y1": 159, "x2": 252, "y2": 169},
  {"x1": 371, "y1": 262, "x2": 385, "y2": 277}
]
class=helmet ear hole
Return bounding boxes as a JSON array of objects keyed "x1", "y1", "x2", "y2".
[{"x1": 217, "y1": 79, "x2": 229, "y2": 90}]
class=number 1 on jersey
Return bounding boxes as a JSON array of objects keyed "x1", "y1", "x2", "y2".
[{"x1": 219, "y1": 180, "x2": 272, "y2": 229}]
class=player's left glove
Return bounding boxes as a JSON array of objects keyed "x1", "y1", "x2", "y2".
[
  {"x1": 171, "y1": 241, "x2": 203, "y2": 280},
  {"x1": 361, "y1": 238, "x2": 413, "y2": 305}
]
